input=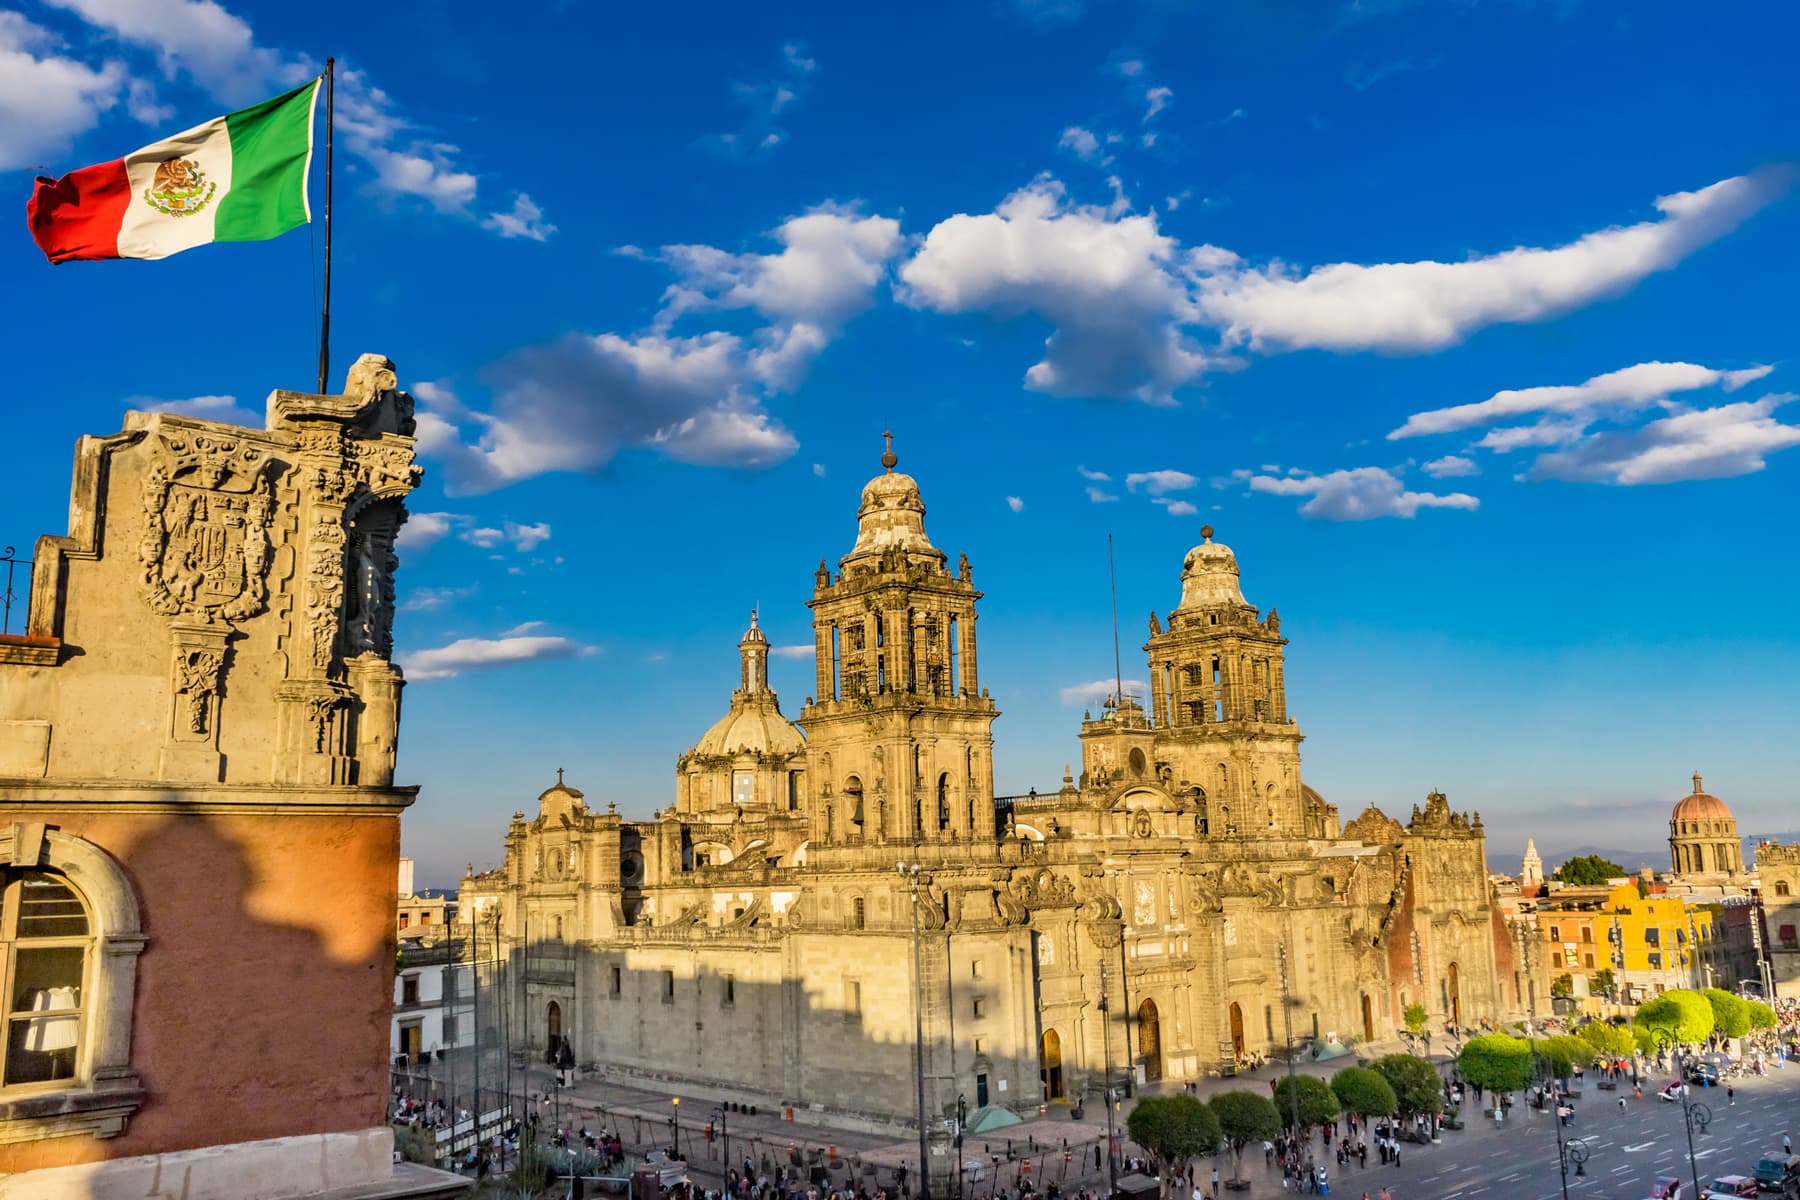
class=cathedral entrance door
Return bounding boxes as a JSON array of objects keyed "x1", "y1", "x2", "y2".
[
  {"x1": 1361, "y1": 993, "x2": 1374, "y2": 1043},
  {"x1": 1137, "y1": 999, "x2": 1162, "y2": 1082},
  {"x1": 1041, "y1": 1029, "x2": 1064, "y2": 1101},
  {"x1": 976, "y1": 1073, "x2": 989, "y2": 1107},
  {"x1": 1228, "y1": 1002, "x2": 1245, "y2": 1060},
  {"x1": 546, "y1": 1000, "x2": 562, "y2": 1063}
]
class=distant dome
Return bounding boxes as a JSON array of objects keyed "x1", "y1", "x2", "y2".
[
  {"x1": 693, "y1": 704, "x2": 806, "y2": 758},
  {"x1": 1672, "y1": 772, "x2": 1733, "y2": 822},
  {"x1": 1173, "y1": 526, "x2": 1247, "y2": 611}
]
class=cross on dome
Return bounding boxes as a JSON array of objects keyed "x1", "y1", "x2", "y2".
[{"x1": 881, "y1": 430, "x2": 897, "y2": 472}]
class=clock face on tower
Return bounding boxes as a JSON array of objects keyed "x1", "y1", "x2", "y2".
[{"x1": 733, "y1": 771, "x2": 754, "y2": 805}]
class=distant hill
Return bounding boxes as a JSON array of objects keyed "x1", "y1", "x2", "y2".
[{"x1": 1487, "y1": 843, "x2": 1664, "y2": 877}]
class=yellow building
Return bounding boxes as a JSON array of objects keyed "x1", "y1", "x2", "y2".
[{"x1": 1601, "y1": 883, "x2": 1720, "y2": 1000}]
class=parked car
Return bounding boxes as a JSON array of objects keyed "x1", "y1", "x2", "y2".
[
  {"x1": 1651, "y1": 1176, "x2": 1685, "y2": 1200},
  {"x1": 1753, "y1": 1156, "x2": 1800, "y2": 1194},
  {"x1": 1687, "y1": 1061, "x2": 1722, "y2": 1086},
  {"x1": 1701, "y1": 1176, "x2": 1760, "y2": 1200}
]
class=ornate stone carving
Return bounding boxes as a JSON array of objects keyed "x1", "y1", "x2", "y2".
[
  {"x1": 304, "y1": 519, "x2": 347, "y2": 673},
  {"x1": 139, "y1": 432, "x2": 275, "y2": 622},
  {"x1": 173, "y1": 647, "x2": 225, "y2": 735}
]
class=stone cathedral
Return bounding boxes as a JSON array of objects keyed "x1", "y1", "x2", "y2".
[{"x1": 464, "y1": 443, "x2": 1509, "y2": 1123}]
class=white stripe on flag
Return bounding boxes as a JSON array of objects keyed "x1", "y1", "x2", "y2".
[{"x1": 116, "y1": 116, "x2": 235, "y2": 261}]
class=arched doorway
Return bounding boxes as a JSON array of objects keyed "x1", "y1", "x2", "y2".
[
  {"x1": 546, "y1": 1000, "x2": 562, "y2": 1062},
  {"x1": 1137, "y1": 999, "x2": 1162, "y2": 1081},
  {"x1": 1040, "y1": 1029, "x2": 1064, "y2": 1101},
  {"x1": 1228, "y1": 1002, "x2": 1245, "y2": 1059},
  {"x1": 1361, "y1": 993, "x2": 1374, "y2": 1043},
  {"x1": 1447, "y1": 962, "x2": 1462, "y2": 1028}
]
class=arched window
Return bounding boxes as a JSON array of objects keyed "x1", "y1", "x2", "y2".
[
  {"x1": 851, "y1": 897, "x2": 866, "y2": 930},
  {"x1": 845, "y1": 776, "x2": 865, "y2": 829},
  {"x1": 0, "y1": 825, "x2": 144, "y2": 1140},
  {"x1": 1128, "y1": 748, "x2": 1147, "y2": 778}
]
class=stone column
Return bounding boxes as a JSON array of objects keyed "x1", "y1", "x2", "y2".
[
  {"x1": 815, "y1": 622, "x2": 834, "y2": 702},
  {"x1": 1149, "y1": 660, "x2": 1168, "y2": 728},
  {"x1": 890, "y1": 605, "x2": 912, "y2": 696},
  {"x1": 159, "y1": 619, "x2": 231, "y2": 782},
  {"x1": 958, "y1": 608, "x2": 979, "y2": 699},
  {"x1": 1272, "y1": 658, "x2": 1287, "y2": 722}
]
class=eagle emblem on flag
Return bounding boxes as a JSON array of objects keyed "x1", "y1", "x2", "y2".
[{"x1": 143, "y1": 158, "x2": 216, "y2": 217}]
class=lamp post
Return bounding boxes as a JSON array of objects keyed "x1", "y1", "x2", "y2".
[
  {"x1": 955, "y1": 1093, "x2": 968, "y2": 1200},
  {"x1": 1276, "y1": 943, "x2": 1307, "y2": 1182},
  {"x1": 899, "y1": 861, "x2": 933, "y2": 1200},
  {"x1": 670, "y1": 1096, "x2": 681, "y2": 1158},
  {"x1": 1100, "y1": 946, "x2": 1118, "y2": 1195},
  {"x1": 712, "y1": 1106, "x2": 730, "y2": 1167},
  {"x1": 1652, "y1": 1030, "x2": 1711, "y2": 1200},
  {"x1": 1530, "y1": 1046, "x2": 1586, "y2": 1200}
]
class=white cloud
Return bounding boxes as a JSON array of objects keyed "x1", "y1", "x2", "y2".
[
  {"x1": 1525, "y1": 395, "x2": 1800, "y2": 485},
  {"x1": 1012, "y1": 0, "x2": 1084, "y2": 25},
  {"x1": 400, "y1": 633, "x2": 595, "y2": 681},
  {"x1": 1059, "y1": 678, "x2": 1147, "y2": 706},
  {"x1": 1390, "y1": 360, "x2": 1773, "y2": 440},
  {"x1": 1077, "y1": 465, "x2": 1111, "y2": 481},
  {"x1": 504, "y1": 521, "x2": 552, "y2": 551},
  {"x1": 131, "y1": 393, "x2": 263, "y2": 426},
  {"x1": 125, "y1": 76, "x2": 173, "y2": 123},
  {"x1": 1058, "y1": 126, "x2": 1101, "y2": 161},
  {"x1": 395, "y1": 511, "x2": 459, "y2": 553},
  {"x1": 0, "y1": 12, "x2": 124, "y2": 170},
  {"x1": 460, "y1": 526, "x2": 504, "y2": 549},
  {"x1": 1086, "y1": 486, "x2": 1119, "y2": 503},
  {"x1": 421, "y1": 206, "x2": 897, "y2": 492},
  {"x1": 482, "y1": 193, "x2": 557, "y2": 242},
  {"x1": 400, "y1": 585, "x2": 474, "y2": 613},
  {"x1": 1115, "y1": 59, "x2": 1145, "y2": 77},
  {"x1": 770, "y1": 644, "x2": 814, "y2": 660},
  {"x1": 1154, "y1": 498, "x2": 1198, "y2": 516},
  {"x1": 1143, "y1": 86, "x2": 1173, "y2": 122},
  {"x1": 900, "y1": 178, "x2": 1221, "y2": 402},
  {"x1": 1192, "y1": 169, "x2": 1797, "y2": 353},
  {"x1": 43, "y1": 0, "x2": 306, "y2": 105},
  {"x1": 1006, "y1": 495, "x2": 1025, "y2": 512},
  {"x1": 333, "y1": 65, "x2": 477, "y2": 213},
  {"x1": 1247, "y1": 466, "x2": 1479, "y2": 520},
  {"x1": 1125, "y1": 469, "x2": 1197, "y2": 495},
  {"x1": 812, "y1": 463, "x2": 826, "y2": 477},
  {"x1": 1421, "y1": 455, "x2": 1479, "y2": 479},
  {"x1": 697, "y1": 41, "x2": 817, "y2": 159}
]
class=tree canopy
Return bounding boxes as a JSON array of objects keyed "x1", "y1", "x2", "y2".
[
  {"x1": 1373, "y1": 1054, "x2": 1444, "y2": 1119},
  {"x1": 1209, "y1": 1091, "x2": 1281, "y2": 1183},
  {"x1": 1545, "y1": 1035, "x2": 1598, "y2": 1072},
  {"x1": 1701, "y1": 988, "x2": 1751, "y2": 1039},
  {"x1": 1553, "y1": 855, "x2": 1627, "y2": 886},
  {"x1": 1272, "y1": 1074, "x2": 1341, "y2": 1130},
  {"x1": 1402, "y1": 1003, "x2": 1428, "y2": 1034},
  {"x1": 1457, "y1": 1034, "x2": 1534, "y2": 1094},
  {"x1": 1634, "y1": 989, "x2": 1715, "y2": 1048},
  {"x1": 1529, "y1": 1038, "x2": 1574, "y2": 1080},
  {"x1": 1329, "y1": 1067, "x2": 1398, "y2": 1117},
  {"x1": 1746, "y1": 999, "x2": 1778, "y2": 1031},
  {"x1": 1575, "y1": 1021, "x2": 1637, "y2": 1058},
  {"x1": 1591, "y1": 968, "x2": 1617, "y2": 997},
  {"x1": 1126, "y1": 1094, "x2": 1221, "y2": 1175}
]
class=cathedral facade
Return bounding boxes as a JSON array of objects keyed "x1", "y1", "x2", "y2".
[{"x1": 464, "y1": 446, "x2": 1509, "y2": 1123}]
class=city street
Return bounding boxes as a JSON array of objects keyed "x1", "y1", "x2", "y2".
[{"x1": 502, "y1": 1054, "x2": 1800, "y2": 1200}]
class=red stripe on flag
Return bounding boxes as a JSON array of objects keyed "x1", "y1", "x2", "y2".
[{"x1": 27, "y1": 159, "x2": 131, "y2": 264}]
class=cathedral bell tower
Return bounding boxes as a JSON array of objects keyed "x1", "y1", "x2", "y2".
[
  {"x1": 1142, "y1": 526, "x2": 1308, "y2": 838},
  {"x1": 799, "y1": 435, "x2": 998, "y2": 846}
]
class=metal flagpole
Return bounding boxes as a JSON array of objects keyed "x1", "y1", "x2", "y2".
[
  {"x1": 1108, "y1": 535, "x2": 1123, "y2": 707},
  {"x1": 315, "y1": 57, "x2": 334, "y2": 395}
]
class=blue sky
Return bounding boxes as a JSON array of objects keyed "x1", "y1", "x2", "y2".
[{"x1": 8, "y1": 0, "x2": 1799, "y2": 885}]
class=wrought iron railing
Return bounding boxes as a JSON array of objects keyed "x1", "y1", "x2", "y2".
[{"x1": 1, "y1": 547, "x2": 32, "y2": 636}]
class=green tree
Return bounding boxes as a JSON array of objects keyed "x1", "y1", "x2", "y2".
[
  {"x1": 1402, "y1": 1003, "x2": 1428, "y2": 1034},
  {"x1": 1591, "y1": 968, "x2": 1617, "y2": 997},
  {"x1": 1746, "y1": 999, "x2": 1778, "y2": 1031},
  {"x1": 1553, "y1": 855, "x2": 1627, "y2": 886},
  {"x1": 1271, "y1": 1075, "x2": 1341, "y2": 1130},
  {"x1": 1373, "y1": 1054, "x2": 1444, "y2": 1120},
  {"x1": 1457, "y1": 1034, "x2": 1534, "y2": 1094},
  {"x1": 1547, "y1": 1035, "x2": 1598, "y2": 1070},
  {"x1": 1634, "y1": 989, "x2": 1714, "y2": 1048},
  {"x1": 1529, "y1": 1038, "x2": 1574, "y2": 1080},
  {"x1": 1209, "y1": 1090, "x2": 1281, "y2": 1184},
  {"x1": 1329, "y1": 1067, "x2": 1398, "y2": 1117},
  {"x1": 1576, "y1": 1021, "x2": 1636, "y2": 1059},
  {"x1": 1126, "y1": 1094, "x2": 1221, "y2": 1189},
  {"x1": 1550, "y1": 974, "x2": 1574, "y2": 998},
  {"x1": 1701, "y1": 988, "x2": 1751, "y2": 1039}
]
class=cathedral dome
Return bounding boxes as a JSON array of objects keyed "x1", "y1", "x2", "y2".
[
  {"x1": 1672, "y1": 773, "x2": 1732, "y2": 822},
  {"x1": 842, "y1": 435, "x2": 944, "y2": 566},
  {"x1": 693, "y1": 703, "x2": 806, "y2": 758},
  {"x1": 537, "y1": 769, "x2": 584, "y2": 806},
  {"x1": 1173, "y1": 526, "x2": 1247, "y2": 611}
]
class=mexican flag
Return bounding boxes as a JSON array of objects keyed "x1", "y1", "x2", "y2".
[{"x1": 28, "y1": 79, "x2": 320, "y2": 265}]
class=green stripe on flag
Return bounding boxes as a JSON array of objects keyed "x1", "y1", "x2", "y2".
[{"x1": 214, "y1": 79, "x2": 319, "y2": 244}]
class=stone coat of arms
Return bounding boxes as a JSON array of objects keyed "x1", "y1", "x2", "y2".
[{"x1": 140, "y1": 432, "x2": 275, "y2": 622}]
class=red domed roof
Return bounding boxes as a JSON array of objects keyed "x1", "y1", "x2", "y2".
[{"x1": 1672, "y1": 772, "x2": 1733, "y2": 822}]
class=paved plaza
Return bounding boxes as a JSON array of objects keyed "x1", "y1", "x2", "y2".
[{"x1": 503, "y1": 1050, "x2": 1800, "y2": 1200}]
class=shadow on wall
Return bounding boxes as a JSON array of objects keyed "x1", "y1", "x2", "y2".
[{"x1": 0, "y1": 803, "x2": 397, "y2": 1181}]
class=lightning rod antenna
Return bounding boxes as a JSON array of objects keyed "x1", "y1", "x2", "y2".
[{"x1": 1109, "y1": 533, "x2": 1123, "y2": 706}]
